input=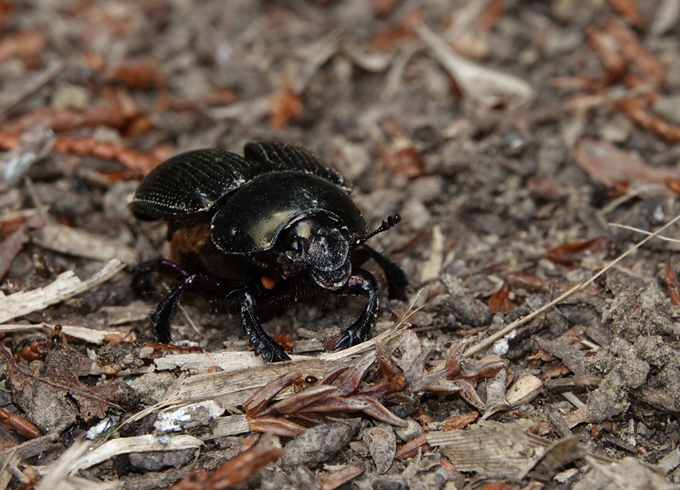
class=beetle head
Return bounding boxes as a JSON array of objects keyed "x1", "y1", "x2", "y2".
[{"x1": 283, "y1": 217, "x2": 351, "y2": 290}]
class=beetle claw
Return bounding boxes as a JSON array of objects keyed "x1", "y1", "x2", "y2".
[{"x1": 262, "y1": 345, "x2": 291, "y2": 363}]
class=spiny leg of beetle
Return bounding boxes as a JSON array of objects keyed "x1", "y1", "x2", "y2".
[
  {"x1": 333, "y1": 267, "x2": 379, "y2": 351},
  {"x1": 146, "y1": 264, "x2": 248, "y2": 343},
  {"x1": 150, "y1": 274, "x2": 197, "y2": 343},
  {"x1": 352, "y1": 244, "x2": 408, "y2": 301},
  {"x1": 241, "y1": 292, "x2": 291, "y2": 362}
]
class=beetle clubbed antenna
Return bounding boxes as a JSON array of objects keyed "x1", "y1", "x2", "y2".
[{"x1": 356, "y1": 214, "x2": 401, "y2": 244}]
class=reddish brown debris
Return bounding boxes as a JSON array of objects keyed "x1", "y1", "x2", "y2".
[
  {"x1": 273, "y1": 333, "x2": 295, "y2": 352},
  {"x1": 545, "y1": 236, "x2": 609, "y2": 267},
  {"x1": 319, "y1": 464, "x2": 365, "y2": 490},
  {"x1": 488, "y1": 283, "x2": 516, "y2": 314},
  {"x1": 585, "y1": 18, "x2": 680, "y2": 143},
  {"x1": 0, "y1": 407, "x2": 41, "y2": 439},
  {"x1": 664, "y1": 260, "x2": 680, "y2": 306},
  {"x1": 382, "y1": 146, "x2": 425, "y2": 178},
  {"x1": 0, "y1": 130, "x2": 161, "y2": 175},
  {"x1": 395, "y1": 433, "x2": 429, "y2": 460},
  {"x1": 241, "y1": 338, "x2": 504, "y2": 438},
  {"x1": 3, "y1": 106, "x2": 134, "y2": 134},
  {"x1": 479, "y1": 0, "x2": 506, "y2": 31},
  {"x1": 0, "y1": 31, "x2": 47, "y2": 63},
  {"x1": 504, "y1": 272, "x2": 550, "y2": 293},
  {"x1": 440, "y1": 411, "x2": 478, "y2": 431},
  {"x1": 13, "y1": 341, "x2": 49, "y2": 364},
  {"x1": 665, "y1": 177, "x2": 680, "y2": 195},
  {"x1": 585, "y1": 26, "x2": 626, "y2": 83},
  {"x1": 369, "y1": 24, "x2": 418, "y2": 52},
  {"x1": 618, "y1": 97, "x2": 680, "y2": 142},
  {"x1": 168, "y1": 438, "x2": 284, "y2": 490},
  {"x1": 270, "y1": 79, "x2": 304, "y2": 130},
  {"x1": 106, "y1": 60, "x2": 166, "y2": 89}
]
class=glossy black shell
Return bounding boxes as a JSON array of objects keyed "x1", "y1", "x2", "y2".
[{"x1": 129, "y1": 142, "x2": 369, "y2": 254}]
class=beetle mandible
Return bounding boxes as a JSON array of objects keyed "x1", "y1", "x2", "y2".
[{"x1": 129, "y1": 142, "x2": 408, "y2": 362}]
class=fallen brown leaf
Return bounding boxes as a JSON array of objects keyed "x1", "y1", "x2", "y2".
[
  {"x1": 545, "y1": 236, "x2": 609, "y2": 267},
  {"x1": 488, "y1": 283, "x2": 516, "y2": 314},
  {"x1": 574, "y1": 138, "x2": 679, "y2": 187}
]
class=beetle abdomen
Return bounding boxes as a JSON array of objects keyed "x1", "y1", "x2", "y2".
[
  {"x1": 211, "y1": 171, "x2": 369, "y2": 255},
  {"x1": 130, "y1": 149, "x2": 255, "y2": 221}
]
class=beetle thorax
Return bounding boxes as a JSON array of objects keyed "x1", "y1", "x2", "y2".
[{"x1": 283, "y1": 217, "x2": 351, "y2": 290}]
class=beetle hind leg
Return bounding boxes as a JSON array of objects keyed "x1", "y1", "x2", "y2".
[
  {"x1": 241, "y1": 292, "x2": 291, "y2": 362},
  {"x1": 332, "y1": 268, "x2": 379, "y2": 351}
]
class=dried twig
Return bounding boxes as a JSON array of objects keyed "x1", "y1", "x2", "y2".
[
  {"x1": 0, "y1": 259, "x2": 124, "y2": 324},
  {"x1": 609, "y1": 223, "x2": 680, "y2": 245},
  {"x1": 64, "y1": 435, "x2": 203, "y2": 475}
]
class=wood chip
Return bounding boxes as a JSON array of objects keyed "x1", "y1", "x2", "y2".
[
  {"x1": 0, "y1": 324, "x2": 131, "y2": 344},
  {"x1": 563, "y1": 406, "x2": 589, "y2": 429},
  {"x1": 200, "y1": 414, "x2": 250, "y2": 440},
  {"x1": 33, "y1": 224, "x2": 137, "y2": 263},
  {"x1": 506, "y1": 375, "x2": 542, "y2": 407},
  {"x1": 428, "y1": 420, "x2": 549, "y2": 479},
  {"x1": 419, "y1": 225, "x2": 444, "y2": 283},
  {"x1": 0, "y1": 259, "x2": 124, "y2": 324},
  {"x1": 657, "y1": 447, "x2": 680, "y2": 474}
]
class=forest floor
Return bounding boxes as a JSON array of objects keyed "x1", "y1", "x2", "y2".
[{"x1": 0, "y1": 0, "x2": 680, "y2": 489}]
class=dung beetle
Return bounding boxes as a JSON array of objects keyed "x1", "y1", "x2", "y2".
[{"x1": 129, "y1": 142, "x2": 408, "y2": 362}]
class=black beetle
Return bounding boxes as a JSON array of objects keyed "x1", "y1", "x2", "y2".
[{"x1": 129, "y1": 142, "x2": 407, "y2": 362}]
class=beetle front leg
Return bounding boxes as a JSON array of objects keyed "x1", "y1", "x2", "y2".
[
  {"x1": 352, "y1": 245, "x2": 408, "y2": 301},
  {"x1": 333, "y1": 268, "x2": 379, "y2": 351},
  {"x1": 241, "y1": 292, "x2": 291, "y2": 362}
]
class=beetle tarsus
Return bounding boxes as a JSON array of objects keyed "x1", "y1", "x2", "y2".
[
  {"x1": 333, "y1": 268, "x2": 379, "y2": 352},
  {"x1": 242, "y1": 292, "x2": 291, "y2": 362}
]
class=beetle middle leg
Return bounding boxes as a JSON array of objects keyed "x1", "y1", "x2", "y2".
[
  {"x1": 139, "y1": 260, "x2": 291, "y2": 362},
  {"x1": 148, "y1": 273, "x2": 248, "y2": 343},
  {"x1": 332, "y1": 267, "x2": 379, "y2": 351}
]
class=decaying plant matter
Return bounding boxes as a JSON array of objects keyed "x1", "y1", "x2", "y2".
[{"x1": 244, "y1": 334, "x2": 506, "y2": 437}]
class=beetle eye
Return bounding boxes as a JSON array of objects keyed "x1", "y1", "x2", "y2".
[{"x1": 289, "y1": 240, "x2": 299, "y2": 251}]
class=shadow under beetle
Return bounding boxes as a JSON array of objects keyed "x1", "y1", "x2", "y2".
[{"x1": 129, "y1": 142, "x2": 408, "y2": 362}]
